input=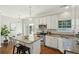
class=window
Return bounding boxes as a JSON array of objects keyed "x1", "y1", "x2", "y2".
[{"x1": 58, "y1": 20, "x2": 71, "y2": 28}]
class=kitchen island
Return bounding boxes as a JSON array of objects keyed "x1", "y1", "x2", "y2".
[
  {"x1": 15, "y1": 35, "x2": 41, "y2": 54},
  {"x1": 45, "y1": 33, "x2": 78, "y2": 53}
]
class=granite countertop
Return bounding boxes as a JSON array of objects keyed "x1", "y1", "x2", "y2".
[
  {"x1": 36, "y1": 32, "x2": 78, "y2": 39},
  {"x1": 16, "y1": 35, "x2": 41, "y2": 44},
  {"x1": 46, "y1": 34, "x2": 79, "y2": 40},
  {"x1": 47, "y1": 31, "x2": 75, "y2": 36}
]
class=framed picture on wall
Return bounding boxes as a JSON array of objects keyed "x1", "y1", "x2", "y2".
[{"x1": 10, "y1": 24, "x2": 16, "y2": 31}]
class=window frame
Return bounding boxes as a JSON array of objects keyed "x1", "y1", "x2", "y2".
[{"x1": 58, "y1": 20, "x2": 71, "y2": 28}]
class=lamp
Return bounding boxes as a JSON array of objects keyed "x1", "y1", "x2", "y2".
[{"x1": 28, "y1": 6, "x2": 35, "y2": 41}]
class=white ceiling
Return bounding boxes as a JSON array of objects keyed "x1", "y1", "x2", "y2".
[{"x1": 0, "y1": 5, "x2": 72, "y2": 19}]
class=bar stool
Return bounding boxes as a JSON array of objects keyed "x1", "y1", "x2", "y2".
[
  {"x1": 20, "y1": 45, "x2": 30, "y2": 54},
  {"x1": 13, "y1": 44, "x2": 30, "y2": 54},
  {"x1": 13, "y1": 44, "x2": 21, "y2": 54}
]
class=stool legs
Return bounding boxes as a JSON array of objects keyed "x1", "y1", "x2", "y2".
[
  {"x1": 13, "y1": 45, "x2": 15, "y2": 54},
  {"x1": 28, "y1": 48, "x2": 30, "y2": 54},
  {"x1": 64, "y1": 50, "x2": 66, "y2": 54},
  {"x1": 13, "y1": 45, "x2": 21, "y2": 54},
  {"x1": 17, "y1": 48, "x2": 21, "y2": 54}
]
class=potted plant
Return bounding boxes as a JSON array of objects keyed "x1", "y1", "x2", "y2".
[{"x1": 1, "y1": 25, "x2": 10, "y2": 43}]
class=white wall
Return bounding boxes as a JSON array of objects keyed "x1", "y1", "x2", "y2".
[{"x1": 1, "y1": 15, "x2": 22, "y2": 42}]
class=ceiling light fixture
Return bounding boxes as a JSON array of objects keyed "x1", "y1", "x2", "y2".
[{"x1": 29, "y1": 6, "x2": 32, "y2": 21}]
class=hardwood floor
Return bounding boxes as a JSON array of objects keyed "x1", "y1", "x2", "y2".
[
  {"x1": 0, "y1": 42, "x2": 62, "y2": 54},
  {"x1": 0, "y1": 42, "x2": 13, "y2": 54},
  {"x1": 41, "y1": 45, "x2": 62, "y2": 54}
]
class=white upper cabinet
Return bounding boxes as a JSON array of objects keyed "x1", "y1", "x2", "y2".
[
  {"x1": 32, "y1": 18, "x2": 40, "y2": 33},
  {"x1": 75, "y1": 6, "x2": 79, "y2": 33},
  {"x1": 39, "y1": 17, "x2": 43, "y2": 24},
  {"x1": 42, "y1": 17, "x2": 47, "y2": 25},
  {"x1": 46, "y1": 16, "x2": 51, "y2": 29},
  {"x1": 46, "y1": 15, "x2": 58, "y2": 29},
  {"x1": 39, "y1": 17, "x2": 47, "y2": 25},
  {"x1": 51, "y1": 15, "x2": 58, "y2": 29}
]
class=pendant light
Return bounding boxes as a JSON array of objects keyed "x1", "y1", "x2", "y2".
[{"x1": 29, "y1": 6, "x2": 32, "y2": 21}]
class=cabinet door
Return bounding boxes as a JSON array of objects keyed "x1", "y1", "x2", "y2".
[
  {"x1": 50, "y1": 37, "x2": 57, "y2": 48},
  {"x1": 57, "y1": 37, "x2": 64, "y2": 52},
  {"x1": 45, "y1": 36, "x2": 57, "y2": 48},
  {"x1": 45, "y1": 36, "x2": 51, "y2": 47},
  {"x1": 39, "y1": 18, "x2": 43, "y2": 24},
  {"x1": 46, "y1": 16, "x2": 51, "y2": 29},
  {"x1": 51, "y1": 15, "x2": 58, "y2": 29}
]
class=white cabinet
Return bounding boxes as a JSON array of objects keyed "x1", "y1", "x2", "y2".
[
  {"x1": 45, "y1": 36, "x2": 76, "y2": 53},
  {"x1": 46, "y1": 16, "x2": 51, "y2": 29},
  {"x1": 45, "y1": 36, "x2": 64, "y2": 52},
  {"x1": 46, "y1": 15, "x2": 58, "y2": 29},
  {"x1": 43, "y1": 17, "x2": 47, "y2": 25},
  {"x1": 57, "y1": 37, "x2": 64, "y2": 52},
  {"x1": 51, "y1": 15, "x2": 58, "y2": 29},
  {"x1": 50, "y1": 37, "x2": 58, "y2": 48},
  {"x1": 45, "y1": 36, "x2": 58, "y2": 48},
  {"x1": 75, "y1": 6, "x2": 79, "y2": 33},
  {"x1": 45, "y1": 36, "x2": 51, "y2": 47},
  {"x1": 39, "y1": 18, "x2": 44, "y2": 24},
  {"x1": 39, "y1": 17, "x2": 47, "y2": 25},
  {"x1": 32, "y1": 18, "x2": 40, "y2": 33}
]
